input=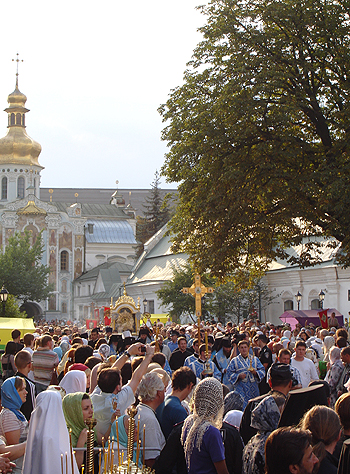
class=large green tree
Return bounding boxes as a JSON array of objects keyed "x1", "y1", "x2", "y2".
[
  {"x1": 160, "y1": 0, "x2": 350, "y2": 278},
  {"x1": 0, "y1": 231, "x2": 51, "y2": 304}
]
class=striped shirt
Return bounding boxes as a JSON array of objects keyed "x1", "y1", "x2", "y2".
[{"x1": 32, "y1": 349, "x2": 59, "y2": 386}]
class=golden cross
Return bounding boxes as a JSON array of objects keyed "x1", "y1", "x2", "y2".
[
  {"x1": 182, "y1": 274, "x2": 214, "y2": 342},
  {"x1": 12, "y1": 53, "x2": 23, "y2": 88}
]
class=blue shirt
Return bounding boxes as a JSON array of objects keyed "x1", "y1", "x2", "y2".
[
  {"x1": 167, "y1": 341, "x2": 179, "y2": 353},
  {"x1": 156, "y1": 395, "x2": 187, "y2": 439}
]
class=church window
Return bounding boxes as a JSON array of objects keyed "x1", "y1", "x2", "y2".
[
  {"x1": 62, "y1": 302, "x2": 67, "y2": 314},
  {"x1": 148, "y1": 300, "x2": 155, "y2": 313},
  {"x1": 33, "y1": 178, "x2": 37, "y2": 196},
  {"x1": 17, "y1": 177, "x2": 25, "y2": 198},
  {"x1": 284, "y1": 300, "x2": 293, "y2": 311},
  {"x1": 16, "y1": 113, "x2": 21, "y2": 125},
  {"x1": 311, "y1": 299, "x2": 321, "y2": 310},
  {"x1": 1, "y1": 177, "x2": 7, "y2": 200},
  {"x1": 10, "y1": 114, "x2": 15, "y2": 125},
  {"x1": 61, "y1": 280, "x2": 67, "y2": 293},
  {"x1": 22, "y1": 114, "x2": 25, "y2": 126},
  {"x1": 60, "y1": 251, "x2": 69, "y2": 271}
]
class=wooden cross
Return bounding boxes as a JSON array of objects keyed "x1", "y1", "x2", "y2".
[
  {"x1": 12, "y1": 53, "x2": 23, "y2": 88},
  {"x1": 182, "y1": 274, "x2": 214, "y2": 342}
]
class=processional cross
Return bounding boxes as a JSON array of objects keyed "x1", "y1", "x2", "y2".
[{"x1": 182, "y1": 274, "x2": 214, "y2": 342}]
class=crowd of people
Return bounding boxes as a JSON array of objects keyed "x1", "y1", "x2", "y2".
[{"x1": 0, "y1": 315, "x2": 349, "y2": 474}]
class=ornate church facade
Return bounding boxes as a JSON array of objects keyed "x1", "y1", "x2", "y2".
[{"x1": 0, "y1": 79, "x2": 137, "y2": 320}]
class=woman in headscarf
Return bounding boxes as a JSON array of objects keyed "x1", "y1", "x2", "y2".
[
  {"x1": 63, "y1": 392, "x2": 116, "y2": 470},
  {"x1": 59, "y1": 370, "x2": 87, "y2": 395},
  {"x1": 181, "y1": 378, "x2": 228, "y2": 474},
  {"x1": 323, "y1": 335, "x2": 335, "y2": 363},
  {"x1": 325, "y1": 346, "x2": 344, "y2": 408},
  {"x1": 242, "y1": 395, "x2": 284, "y2": 474},
  {"x1": 22, "y1": 390, "x2": 79, "y2": 474},
  {"x1": 0, "y1": 377, "x2": 28, "y2": 473}
]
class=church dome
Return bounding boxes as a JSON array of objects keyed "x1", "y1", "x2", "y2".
[
  {"x1": 7, "y1": 87, "x2": 27, "y2": 107},
  {"x1": 0, "y1": 84, "x2": 43, "y2": 168}
]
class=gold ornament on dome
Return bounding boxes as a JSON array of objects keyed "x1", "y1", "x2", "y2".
[{"x1": 17, "y1": 200, "x2": 47, "y2": 215}]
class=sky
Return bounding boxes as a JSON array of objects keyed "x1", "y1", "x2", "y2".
[{"x1": 0, "y1": 1, "x2": 207, "y2": 190}]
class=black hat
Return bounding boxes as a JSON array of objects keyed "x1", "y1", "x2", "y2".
[
  {"x1": 170, "y1": 330, "x2": 179, "y2": 337},
  {"x1": 270, "y1": 363, "x2": 293, "y2": 383},
  {"x1": 105, "y1": 326, "x2": 113, "y2": 333},
  {"x1": 139, "y1": 328, "x2": 149, "y2": 336},
  {"x1": 221, "y1": 337, "x2": 232, "y2": 348}
]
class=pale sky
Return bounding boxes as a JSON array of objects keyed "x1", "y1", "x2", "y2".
[{"x1": 0, "y1": 1, "x2": 207, "y2": 190}]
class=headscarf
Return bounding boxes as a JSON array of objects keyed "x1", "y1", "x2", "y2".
[
  {"x1": 53, "y1": 346, "x2": 63, "y2": 361},
  {"x1": 60, "y1": 340, "x2": 70, "y2": 356},
  {"x1": 69, "y1": 363, "x2": 89, "y2": 372},
  {"x1": 223, "y1": 410, "x2": 243, "y2": 429},
  {"x1": 323, "y1": 335, "x2": 335, "y2": 359},
  {"x1": 243, "y1": 396, "x2": 281, "y2": 474},
  {"x1": 98, "y1": 344, "x2": 110, "y2": 360},
  {"x1": 329, "y1": 346, "x2": 341, "y2": 365},
  {"x1": 181, "y1": 378, "x2": 223, "y2": 470},
  {"x1": 224, "y1": 391, "x2": 244, "y2": 414},
  {"x1": 62, "y1": 392, "x2": 97, "y2": 447},
  {"x1": 22, "y1": 390, "x2": 79, "y2": 474},
  {"x1": 1, "y1": 377, "x2": 26, "y2": 421},
  {"x1": 60, "y1": 371, "x2": 87, "y2": 394}
]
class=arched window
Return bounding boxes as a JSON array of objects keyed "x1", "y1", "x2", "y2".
[
  {"x1": 17, "y1": 177, "x2": 25, "y2": 198},
  {"x1": 311, "y1": 299, "x2": 321, "y2": 310},
  {"x1": 61, "y1": 279, "x2": 67, "y2": 293},
  {"x1": 10, "y1": 113, "x2": 15, "y2": 125},
  {"x1": 16, "y1": 113, "x2": 21, "y2": 125},
  {"x1": 33, "y1": 178, "x2": 37, "y2": 196},
  {"x1": 1, "y1": 177, "x2": 7, "y2": 200},
  {"x1": 22, "y1": 114, "x2": 25, "y2": 126},
  {"x1": 284, "y1": 300, "x2": 294, "y2": 311},
  {"x1": 62, "y1": 302, "x2": 67, "y2": 314},
  {"x1": 60, "y1": 251, "x2": 69, "y2": 271}
]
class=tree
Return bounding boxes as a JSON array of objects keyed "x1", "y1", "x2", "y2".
[
  {"x1": 156, "y1": 263, "x2": 214, "y2": 322},
  {"x1": 159, "y1": 0, "x2": 350, "y2": 278},
  {"x1": 136, "y1": 171, "x2": 171, "y2": 256},
  {"x1": 0, "y1": 231, "x2": 52, "y2": 303},
  {"x1": 0, "y1": 295, "x2": 27, "y2": 319}
]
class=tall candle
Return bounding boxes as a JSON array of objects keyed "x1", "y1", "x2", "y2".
[
  {"x1": 142, "y1": 425, "x2": 146, "y2": 466},
  {"x1": 116, "y1": 420, "x2": 120, "y2": 465},
  {"x1": 99, "y1": 448, "x2": 102, "y2": 474},
  {"x1": 61, "y1": 454, "x2": 64, "y2": 474}
]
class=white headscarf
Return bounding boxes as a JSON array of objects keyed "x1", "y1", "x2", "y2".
[
  {"x1": 22, "y1": 390, "x2": 79, "y2": 474},
  {"x1": 223, "y1": 410, "x2": 243, "y2": 429},
  {"x1": 59, "y1": 370, "x2": 86, "y2": 394}
]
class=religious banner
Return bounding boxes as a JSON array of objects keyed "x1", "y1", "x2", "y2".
[
  {"x1": 104, "y1": 307, "x2": 111, "y2": 326},
  {"x1": 318, "y1": 309, "x2": 328, "y2": 329},
  {"x1": 86, "y1": 319, "x2": 98, "y2": 329}
]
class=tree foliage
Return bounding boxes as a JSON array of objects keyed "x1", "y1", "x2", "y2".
[
  {"x1": 0, "y1": 231, "x2": 52, "y2": 303},
  {"x1": 136, "y1": 171, "x2": 171, "y2": 256},
  {"x1": 156, "y1": 263, "x2": 214, "y2": 322},
  {"x1": 160, "y1": 0, "x2": 350, "y2": 278},
  {"x1": 0, "y1": 295, "x2": 26, "y2": 319}
]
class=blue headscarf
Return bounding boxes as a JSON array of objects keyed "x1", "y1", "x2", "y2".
[{"x1": 1, "y1": 377, "x2": 26, "y2": 421}]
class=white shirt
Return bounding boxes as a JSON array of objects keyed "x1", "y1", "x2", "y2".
[
  {"x1": 290, "y1": 357, "x2": 318, "y2": 388},
  {"x1": 137, "y1": 403, "x2": 165, "y2": 460}
]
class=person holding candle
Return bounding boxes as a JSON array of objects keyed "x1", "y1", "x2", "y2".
[
  {"x1": 62, "y1": 392, "x2": 117, "y2": 470},
  {"x1": 22, "y1": 390, "x2": 79, "y2": 474}
]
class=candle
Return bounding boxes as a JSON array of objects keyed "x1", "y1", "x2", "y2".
[
  {"x1": 65, "y1": 452, "x2": 68, "y2": 474},
  {"x1": 99, "y1": 448, "x2": 102, "y2": 474},
  {"x1": 142, "y1": 425, "x2": 145, "y2": 466},
  {"x1": 69, "y1": 429, "x2": 74, "y2": 474},
  {"x1": 136, "y1": 439, "x2": 141, "y2": 467},
  {"x1": 116, "y1": 419, "x2": 120, "y2": 465},
  {"x1": 61, "y1": 454, "x2": 64, "y2": 474},
  {"x1": 104, "y1": 450, "x2": 107, "y2": 474}
]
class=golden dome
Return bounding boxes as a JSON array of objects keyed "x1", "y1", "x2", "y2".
[
  {"x1": 7, "y1": 86, "x2": 27, "y2": 108},
  {"x1": 0, "y1": 85, "x2": 43, "y2": 168},
  {"x1": 0, "y1": 127, "x2": 42, "y2": 167}
]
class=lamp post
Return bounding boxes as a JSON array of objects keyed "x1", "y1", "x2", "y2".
[
  {"x1": 0, "y1": 286, "x2": 9, "y2": 316},
  {"x1": 319, "y1": 290, "x2": 325, "y2": 309},
  {"x1": 296, "y1": 291, "x2": 302, "y2": 310}
]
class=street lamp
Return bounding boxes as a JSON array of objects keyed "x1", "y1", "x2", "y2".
[
  {"x1": 319, "y1": 290, "x2": 325, "y2": 309},
  {"x1": 143, "y1": 298, "x2": 148, "y2": 314},
  {"x1": 295, "y1": 291, "x2": 302, "y2": 310},
  {"x1": 0, "y1": 286, "x2": 9, "y2": 316}
]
